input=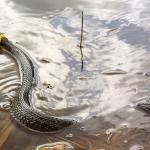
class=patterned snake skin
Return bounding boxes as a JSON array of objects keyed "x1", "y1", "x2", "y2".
[{"x1": 0, "y1": 37, "x2": 74, "y2": 132}]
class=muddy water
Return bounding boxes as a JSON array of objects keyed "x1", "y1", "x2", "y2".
[{"x1": 1, "y1": 0, "x2": 150, "y2": 149}]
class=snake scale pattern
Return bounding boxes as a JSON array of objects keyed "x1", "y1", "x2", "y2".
[{"x1": 0, "y1": 36, "x2": 74, "y2": 132}]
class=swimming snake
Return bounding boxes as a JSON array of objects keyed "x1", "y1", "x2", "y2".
[{"x1": 0, "y1": 34, "x2": 74, "y2": 132}]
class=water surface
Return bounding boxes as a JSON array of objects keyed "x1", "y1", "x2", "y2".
[{"x1": 1, "y1": 0, "x2": 150, "y2": 149}]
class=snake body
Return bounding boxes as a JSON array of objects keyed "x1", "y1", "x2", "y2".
[{"x1": 0, "y1": 37, "x2": 74, "y2": 132}]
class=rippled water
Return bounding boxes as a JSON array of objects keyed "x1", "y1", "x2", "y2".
[{"x1": 1, "y1": 0, "x2": 150, "y2": 149}]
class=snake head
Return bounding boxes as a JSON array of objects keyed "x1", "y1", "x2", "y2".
[
  {"x1": 0, "y1": 33, "x2": 8, "y2": 47},
  {"x1": 0, "y1": 33, "x2": 7, "y2": 42},
  {"x1": 0, "y1": 33, "x2": 8, "y2": 53}
]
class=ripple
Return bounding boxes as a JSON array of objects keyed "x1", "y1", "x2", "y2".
[{"x1": 1, "y1": 0, "x2": 150, "y2": 149}]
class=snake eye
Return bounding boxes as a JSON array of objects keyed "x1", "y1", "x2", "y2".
[{"x1": 72, "y1": 119, "x2": 78, "y2": 124}]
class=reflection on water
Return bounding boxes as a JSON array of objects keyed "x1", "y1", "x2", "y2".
[{"x1": 1, "y1": 0, "x2": 150, "y2": 149}]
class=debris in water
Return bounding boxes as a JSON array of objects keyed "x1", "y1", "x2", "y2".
[
  {"x1": 135, "y1": 71, "x2": 143, "y2": 75},
  {"x1": 107, "y1": 28, "x2": 118, "y2": 35},
  {"x1": 129, "y1": 144, "x2": 144, "y2": 150},
  {"x1": 78, "y1": 75, "x2": 89, "y2": 80},
  {"x1": 43, "y1": 81, "x2": 55, "y2": 89},
  {"x1": 80, "y1": 126, "x2": 86, "y2": 131},
  {"x1": 37, "y1": 57, "x2": 51, "y2": 63},
  {"x1": 106, "y1": 128, "x2": 115, "y2": 144},
  {"x1": 102, "y1": 69, "x2": 127, "y2": 75},
  {"x1": 107, "y1": 133, "x2": 113, "y2": 144},
  {"x1": 135, "y1": 71, "x2": 150, "y2": 77},
  {"x1": 92, "y1": 115, "x2": 98, "y2": 119},
  {"x1": 105, "y1": 128, "x2": 115, "y2": 135},
  {"x1": 132, "y1": 88, "x2": 137, "y2": 93},
  {"x1": 78, "y1": 75, "x2": 95, "y2": 80},
  {"x1": 36, "y1": 142, "x2": 75, "y2": 150},
  {"x1": 144, "y1": 72, "x2": 150, "y2": 77}
]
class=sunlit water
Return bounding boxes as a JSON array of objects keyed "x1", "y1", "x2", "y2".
[{"x1": 1, "y1": 0, "x2": 150, "y2": 149}]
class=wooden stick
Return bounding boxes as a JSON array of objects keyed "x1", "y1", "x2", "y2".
[{"x1": 79, "y1": 11, "x2": 84, "y2": 72}]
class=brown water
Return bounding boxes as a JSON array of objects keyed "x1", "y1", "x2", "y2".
[{"x1": 1, "y1": 0, "x2": 150, "y2": 149}]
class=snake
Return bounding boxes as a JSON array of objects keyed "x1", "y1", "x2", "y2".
[
  {"x1": 136, "y1": 102, "x2": 150, "y2": 115},
  {"x1": 0, "y1": 34, "x2": 75, "y2": 132}
]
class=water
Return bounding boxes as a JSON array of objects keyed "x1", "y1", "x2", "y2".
[{"x1": 0, "y1": 0, "x2": 150, "y2": 149}]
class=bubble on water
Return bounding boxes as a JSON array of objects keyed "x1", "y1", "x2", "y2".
[
  {"x1": 65, "y1": 133, "x2": 73, "y2": 138},
  {"x1": 42, "y1": 16, "x2": 48, "y2": 19},
  {"x1": 95, "y1": 133, "x2": 101, "y2": 137},
  {"x1": 130, "y1": 144, "x2": 144, "y2": 150},
  {"x1": 123, "y1": 139, "x2": 128, "y2": 144}
]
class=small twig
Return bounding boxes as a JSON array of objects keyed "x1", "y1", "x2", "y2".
[{"x1": 79, "y1": 11, "x2": 84, "y2": 72}]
